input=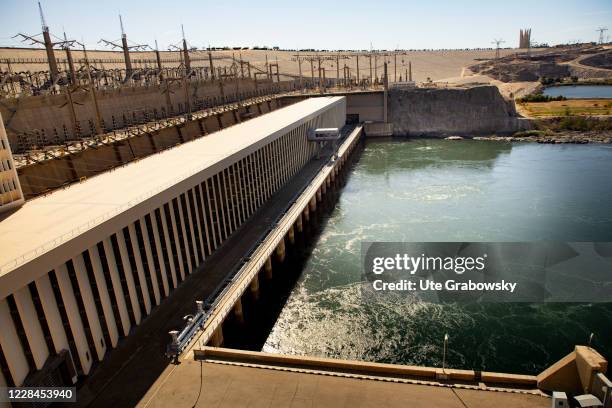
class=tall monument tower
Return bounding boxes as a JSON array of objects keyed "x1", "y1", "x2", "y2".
[{"x1": 519, "y1": 29, "x2": 531, "y2": 49}]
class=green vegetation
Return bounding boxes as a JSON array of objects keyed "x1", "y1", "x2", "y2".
[
  {"x1": 534, "y1": 116, "x2": 612, "y2": 132},
  {"x1": 557, "y1": 116, "x2": 612, "y2": 131},
  {"x1": 517, "y1": 94, "x2": 567, "y2": 103},
  {"x1": 512, "y1": 130, "x2": 548, "y2": 137},
  {"x1": 519, "y1": 99, "x2": 611, "y2": 117},
  {"x1": 540, "y1": 77, "x2": 563, "y2": 86}
]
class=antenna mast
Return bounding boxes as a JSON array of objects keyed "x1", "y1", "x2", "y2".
[
  {"x1": 38, "y1": 1, "x2": 48, "y2": 32},
  {"x1": 120, "y1": 14, "x2": 126, "y2": 38}
]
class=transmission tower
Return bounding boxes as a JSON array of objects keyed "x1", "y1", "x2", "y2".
[
  {"x1": 492, "y1": 39, "x2": 505, "y2": 59},
  {"x1": 13, "y1": 2, "x2": 75, "y2": 84},
  {"x1": 99, "y1": 15, "x2": 151, "y2": 78},
  {"x1": 596, "y1": 27, "x2": 608, "y2": 44},
  {"x1": 168, "y1": 25, "x2": 196, "y2": 75}
]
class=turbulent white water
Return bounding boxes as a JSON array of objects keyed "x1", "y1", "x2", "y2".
[{"x1": 263, "y1": 140, "x2": 612, "y2": 374}]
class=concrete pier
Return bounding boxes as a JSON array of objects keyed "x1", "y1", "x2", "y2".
[{"x1": 139, "y1": 347, "x2": 550, "y2": 408}]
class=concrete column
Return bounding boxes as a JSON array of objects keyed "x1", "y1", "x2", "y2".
[
  {"x1": 13, "y1": 286, "x2": 50, "y2": 370},
  {"x1": 198, "y1": 184, "x2": 213, "y2": 256},
  {"x1": 88, "y1": 245, "x2": 120, "y2": 347},
  {"x1": 168, "y1": 200, "x2": 186, "y2": 281},
  {"x1": 284, "y1": 136, "x2": 291, "y2": 182},
  {"x1": 72, "y1": 254, "x2": 106, "y2": 361},
  {"x1": 233, "y1": 297, "x2": 244, "y2": 324},
  {"x1": 262, "y1": 147, "x2": 272, "y2": 199},
  {"x1": 258, "y1": 148, "x2": 267, "y2": 203},
  {"x1": 271, "y1": 142, "x2": 279, "y2": 194},
  {"x1": 184, "y1": 192, "x2": 201, "y2": 263},
  {"x1": 237, "y1": 161, "x2": 250, "y2": 219},
  {"x1": 276, "y1": 139, "x2": 284, "y2": 189},
  {"x1": 270, "y1": 142, "x2": 280, "y2": 193},
  {"x1": 264, "y1": 257, "x2": 273, "y2": 280},
  {"x1": 303, "y1": 207, "x2": 310, "y2": 223},
  {"x1": 232, "y1": 164, "x2": 245, "y2": 225},
  {"x1": 102, "y1": 238, "x2": 131, "y2": 336},
  {"x1": 309, "y1": 196, "x2": 317, "y2": 212},
  {"x1": 215, "y1": 175, "x2": 229, "y2": 240},
  {"x1": 210, "y1": 325, "x2": 224, "y2": 347},
  {"x1": 205, "y1": 181, "x2": 221, "y2": 250},
  {"x1": 0, "y1": 298, "x2": 29, "y2": 386},
  {"x1": 150, "y1": 212, "x2": 170, "y2": 296},
  {"x1": 159, "y1": 207, "x2": 179, "y2": 288},
  {"x1": 250, "y1": 273, "x2": 260, "y2": 301},
  {"x1": 223, "y1": 170, "x2": 238, "y2": 232},
  {"x1": 251, "y1": 153, "x2": 262, "y2": 208},
  {"x1": 191, "y1": 188, "x2": 207, "y2": 260},
  {"x1": 245, "y1": 153, "x2": 259, "y2": 209},
  {"x1": 139, "y1": 217, "x2": 161, "y2": 305},
  {"x1": 176, "y1": 196, "x2": 194, "y2": 273},
  {"x1": 275, "y1": 238, "x2": 286, "y2": 263},
  {"x1": 241, "y1": 159, "x2": 254, "y2": 216},
  {"x1": 55, "y1": 264, "x2": 93, "y2": 375},
  {"x1": 116, "y1": 231, "x2": 143, "y2": 324},
  {"x1": 296, "y1": 213, "x2": 303, "y2": 233},
  {"x1": 35, "y1": 274, "x2": 70, "y2": 353},
  {"x1": 288, "y1": 225, "x2": 295, "y2": 245},
  {"x1": 316, "y1": 188, "x2": 322, "y2": 203},
  {"x1": 128, "y1": 223, "x2": 152, "y2": 314},
  {"x1": 268, "y1": 139, "x2": 282, "y2": 189}
]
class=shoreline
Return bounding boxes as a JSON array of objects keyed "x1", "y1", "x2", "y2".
[
  {"x1": 475, "y1": 131, "x2": 612, "y2": 144},
  {"x1": 391, "y1": 132, "x2": 612, "y2": 144}
]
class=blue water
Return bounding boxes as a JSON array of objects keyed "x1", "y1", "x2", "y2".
[
  {"x1": 264, "y1": 140, "x2": 612, "y2": 375},
  {"x1": 543, "y1": 85, "x2": 612, "y2": 99}
]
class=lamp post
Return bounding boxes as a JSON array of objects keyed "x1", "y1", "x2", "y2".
[{"x1": 442, "y1": 333, "x2": 449, "y2": 370}]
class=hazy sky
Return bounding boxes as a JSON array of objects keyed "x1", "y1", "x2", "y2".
[{"x1": 1, "y1": 0, "x2": 611, "y2": 51}]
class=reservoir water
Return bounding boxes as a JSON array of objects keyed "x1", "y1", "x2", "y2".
[
  {"x1": 543, "y1": 85, "x2": 612, "y2": 99},
  {"x1": 263, "y1": 139, "x2": 612, "y2": 375}
]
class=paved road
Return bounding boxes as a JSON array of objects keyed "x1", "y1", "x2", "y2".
[{"x1": 142, "y1": 359, "x2": 549, "y2": 408}]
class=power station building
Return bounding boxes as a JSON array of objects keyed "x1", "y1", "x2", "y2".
[{"x1": 0, "y1": 96, "x2": 346, "y2": 388}]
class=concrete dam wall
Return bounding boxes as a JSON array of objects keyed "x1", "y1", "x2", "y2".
[{"x1": 389, "y1": 86, "x2": 529, "y2": 136}]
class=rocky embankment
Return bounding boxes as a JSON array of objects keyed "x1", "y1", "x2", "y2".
[{"x1": 473, "y1": 131, "x2": 612, "y2": 144}]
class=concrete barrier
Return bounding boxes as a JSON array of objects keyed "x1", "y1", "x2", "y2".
[{"x1": 194, "y1": 347, "x2": 539, "y2": 387}]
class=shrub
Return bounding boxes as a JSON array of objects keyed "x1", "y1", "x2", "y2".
[
  {"x1": 512, "y1": 130, "x2": 546, "y2": 137},
  {"x1": 517, "y1": 94, "x2": 567, "y2": 103}
]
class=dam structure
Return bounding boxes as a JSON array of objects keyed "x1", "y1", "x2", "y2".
[
  {"x1": 0, "y1": 29, "x2": 611, "y2": 407},
  {"x1": 0, "y1": 96, "x2": 346, "y2": 391}
]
